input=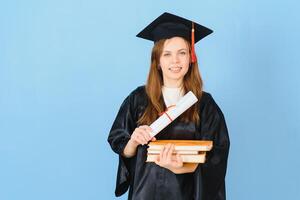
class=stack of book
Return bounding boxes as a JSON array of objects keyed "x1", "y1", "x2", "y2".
[{"x1": 146, "y1": 140, "x2": 213, "y2": 163}]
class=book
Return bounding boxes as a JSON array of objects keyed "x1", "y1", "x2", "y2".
[
  {"x1": 146, "y1": 152, "x2": 206, "y2": 163},
  {"x1": 147, "y1": 140, "x2": 213, "y2": 151},
  {"x1": 147, "y1": 149, "x2": 199, "y2": 155}
]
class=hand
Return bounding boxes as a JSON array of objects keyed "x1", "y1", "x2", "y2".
[
  {"x1": 130, "y1": 125, "x2": 156, "y2": 146},
  {"x1": 154, "y1": 143, "x2": 183, "y2": 170}
]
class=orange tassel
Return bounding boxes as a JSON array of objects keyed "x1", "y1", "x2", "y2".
[{"x1": 191, "y1": 22, "x2": 197, "y2": 63}]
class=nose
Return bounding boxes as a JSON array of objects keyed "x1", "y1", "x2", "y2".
[{"x1": 171, "y1": 54, "x2": 179, "y2": 63}]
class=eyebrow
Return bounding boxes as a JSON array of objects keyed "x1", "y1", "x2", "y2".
[{"x1": 163, "y1": 48, "x2": 188, "y2": 52}]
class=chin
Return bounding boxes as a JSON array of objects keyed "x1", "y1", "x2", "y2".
[
  {"x1": 167, "y1": 76, "x2": 185, "y2": 82},
  {"x1": 169, "y1": 73, "x2": 186, "y2": 79}
]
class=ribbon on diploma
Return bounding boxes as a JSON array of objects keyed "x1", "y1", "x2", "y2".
[
  {"x1": 149, "y1": 91, "x2": 198, "y2": 137},
  {"x1": 159, "y1": 105, "x2": 176, "y2": 122}
]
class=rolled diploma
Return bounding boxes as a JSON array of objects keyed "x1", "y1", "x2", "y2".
[{"x1": 149, "y1": 91, "x2": 198, "y2": 137}]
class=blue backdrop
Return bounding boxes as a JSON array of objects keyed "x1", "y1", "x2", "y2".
[{"x1": 1, "y1": 0, "x2": 299, "y2": 199}]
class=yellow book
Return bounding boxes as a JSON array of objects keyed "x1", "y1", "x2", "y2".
[{"x1": 148, "y1": 140, "x2": 213, "y2": 151}]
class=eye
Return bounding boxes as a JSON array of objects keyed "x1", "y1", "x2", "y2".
[
  {"x1": 180, "y1": 51, "x2": 187, "y2": 55},
  {"x1": 163, "y1": 53, "x2": 171, "y2": 57}
]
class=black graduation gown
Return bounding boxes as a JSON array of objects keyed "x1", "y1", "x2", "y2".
[{"x1": 107, "y1": 86, "x2": 230, "y2": 200}]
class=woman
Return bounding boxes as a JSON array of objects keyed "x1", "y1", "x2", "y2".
[{"x1": 108, "y1": 12, "x2": 230, "y2": 200}]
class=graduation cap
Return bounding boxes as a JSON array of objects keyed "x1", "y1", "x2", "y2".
[{"x1": 136, "y1": 12, "x2": 213, "y2": 63}]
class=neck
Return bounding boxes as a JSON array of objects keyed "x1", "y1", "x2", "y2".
[{"x1": 163, "y1": 78, "x2": 183, "y2": 88}]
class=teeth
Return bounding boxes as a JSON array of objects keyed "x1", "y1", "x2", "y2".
[{"x1": 169, "y1": 67, "x2": 182, "y2": 72}]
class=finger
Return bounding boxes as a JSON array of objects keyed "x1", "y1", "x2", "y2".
[
  {"x1": 136, "y1": 133, "x2": 148, "y2": 145},
  {"x1": 140, "y1": 125, "x2": 152, "y2": 132},
  {"x1": 141, "y1": 131, "x2": 151, "y2": 144},
  {"x1": 167, "y1": 144, "x2": 174, "y2": 160},
  {"x1": 140, "y1": 125, "x2": 153, "y2": 139},
  {"x1": 161, "y1": 145, "x2": 167, "y2": 160},
  {"x1": 163, "y1": 144, "x2": 171, "y2": 160},
  {"x1": 131, "y1": 134, "x2": 139, "y2": 143},
  {"x1": 135, "y1": 136, "x2": 145, "y2": 145},
  {"x1": 159, "y1": 145, "x2": 164, "y2": 161},
  {"x1": 151, "y1": 137, "x2": 156, "y2": 141},
  {"x1": 146, "y1": 127, "x2": 153, "y2": 138},
  {"x1": 174, "y1": 153, "x2": 183, "y2": 167},
  {"x1": 143, "y1": 131, "x2": 152, "y2": 142},
  {"x1": 154, "y1": 155, "x2": 160, "y2": 165},
  {"x1": 176, "y1": 153, "x2": 183, "y2": 163},
  {"x1": 144, "y1": 130, "x2": 153, "y2": 141},
  {"x1": 137, "y1": 128, "x2": 151, "y2": 142},
  {"x1": 136, "y1": 129, "x2": 148, "y2": 144},
  {"x1": 169, "y1": 144, "x2": 176, "y2": 162}
]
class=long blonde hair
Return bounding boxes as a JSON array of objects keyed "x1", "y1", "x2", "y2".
[{"x1": 138, "y1": 38, "x2": 203, "y2": 125}]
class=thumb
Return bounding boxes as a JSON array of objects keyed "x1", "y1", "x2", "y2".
[
  {"x1": 175, "y1": 154, "x2": 183, "y2": 164},
  {"x1": 154, "y1": 155, "x2": 160, "y2": 165}
]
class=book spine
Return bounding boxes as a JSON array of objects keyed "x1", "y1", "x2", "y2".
[
  {"x1": 147, "y1": 150, "x2": 200, "y2": 155},
  {"x1": 146, "y1": 154, "x2": 206, "y2": 163},
  {"x1": 148, "y1": 146, "x2": 211, "y2": 151}
]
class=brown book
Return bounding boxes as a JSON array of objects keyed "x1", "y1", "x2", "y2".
[
  {"x1": 148, "y1": 140, "x2": 213, "y2": 151},
  {"x1": 146, "y1": 152, "x2": 207, "y2": 163}
]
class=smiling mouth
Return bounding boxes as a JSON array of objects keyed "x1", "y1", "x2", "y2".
[{"x1": 168, "y1": 66, "x2": 182, "y2": 72}]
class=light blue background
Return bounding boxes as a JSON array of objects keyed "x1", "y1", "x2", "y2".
[{"x1": 1, "y1": 0, "x2": 299, "y2": 199}]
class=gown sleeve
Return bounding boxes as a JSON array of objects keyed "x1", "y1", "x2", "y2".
[
  {"x1": 194, "y1": 93, "x2": 230, "y2": 200},
  {"x1": 107, "y1": 92, "x2": 138, "y2": 197}
]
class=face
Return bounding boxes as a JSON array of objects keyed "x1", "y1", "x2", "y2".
[{"x1": 159, "y1": 37, "x2": 190, "y2": 87}]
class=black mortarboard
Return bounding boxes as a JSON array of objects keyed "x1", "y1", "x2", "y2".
[{"x1": 136, "y1": 12, "x2": 213, "y2": 63}]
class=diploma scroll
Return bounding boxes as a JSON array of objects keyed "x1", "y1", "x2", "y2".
[{"x1": 149, "y1": 91, "x2": 198, "y2": 137}]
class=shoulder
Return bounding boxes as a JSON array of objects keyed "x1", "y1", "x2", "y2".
[
  {"x1": 199, "y1": 91, "x2": 214, "y2": 105},
  {"x1": 199, "y1": 91, "x2": 224, "y2": 117},
  {"x1": 123, "y1": 85, "x2": 147, "y2": 107},
  {"x1": 127, "y1": 85, "x2": 147, "y2": 100},
  {"x1": 129, "y1": 85, "x2": 146, "y2": 97}
]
